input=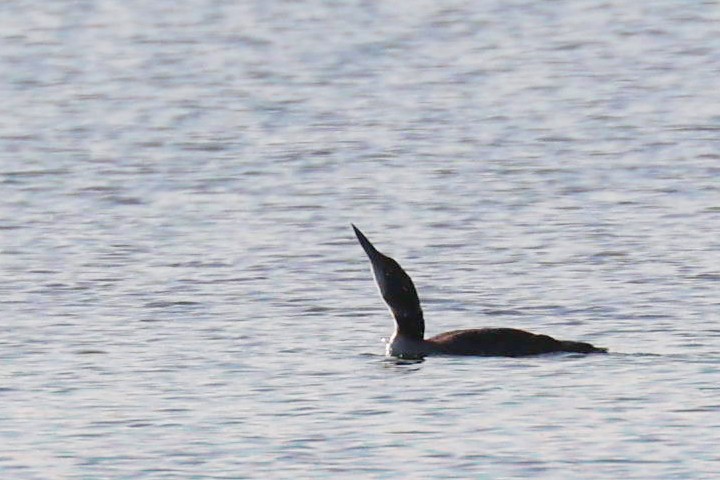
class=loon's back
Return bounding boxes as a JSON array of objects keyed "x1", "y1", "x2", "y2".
[{"x1": 427, "y1": 328, "x2": 607, "y2": 357}]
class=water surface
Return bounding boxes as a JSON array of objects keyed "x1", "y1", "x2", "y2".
[{"x1": 1, "y1": 0, "x2": 719, "y2": 478}]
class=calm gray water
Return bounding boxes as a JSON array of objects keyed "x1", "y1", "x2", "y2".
[{"x1": 2, "y1": 1, "x2": 719, "y2": 478}]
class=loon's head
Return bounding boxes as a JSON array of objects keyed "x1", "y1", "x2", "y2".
[{"x1": 352, "y1": 224, "x2": 424, "y2": 340}]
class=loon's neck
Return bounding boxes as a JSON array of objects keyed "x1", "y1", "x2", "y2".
[{"x1": 393, "y1": 311, "x2": 425, "y2": 341}]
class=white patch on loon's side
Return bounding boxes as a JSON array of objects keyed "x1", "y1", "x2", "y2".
[{"x1": 386, "y1": 333, "x2": 430, "y2": 358}]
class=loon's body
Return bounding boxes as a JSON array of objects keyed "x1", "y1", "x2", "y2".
[{"x1": 352, "y1": 225, "x2": 607, "y2": 359}]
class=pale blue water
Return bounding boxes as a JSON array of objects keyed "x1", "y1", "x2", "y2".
[{"x1": 1, "y1": 0, "x2": 719, "y2": 478}]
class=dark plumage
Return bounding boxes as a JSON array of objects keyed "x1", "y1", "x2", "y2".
[{"x1": 428, "y1": 328, "x2": 602, "y2": 356}]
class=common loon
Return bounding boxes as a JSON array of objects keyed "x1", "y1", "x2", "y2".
[{"x1": 352, "y1": 225, "x2": 607, "y2": 358}]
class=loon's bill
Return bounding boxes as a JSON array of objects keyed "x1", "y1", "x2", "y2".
[{"x1": 352, "y1": 224, "x2": 607, "y2": 358}]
